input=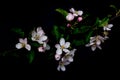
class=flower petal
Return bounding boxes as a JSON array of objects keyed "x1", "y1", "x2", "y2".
[
  {"x1": 69, "y1": 8, "x2": 75, "y2": 13},
  {"x1": 16, "y1": 43, "x2": 23, "y2": 49},
  {"x1": 91, "y1": 45, "x2": 96, "y2": 51},
  {"x1": 64, "y1": 42, "x2": 70, "y2": 48},
  {"x1": 96, "y1": 40, "x2": 101, "y2": 45},
  {"x1": 38, "y1": 47, "x2": 44, "y2": 52},
  {"x1": 55, "y1": 54, "x2": 61, "y2": 61},
  {"x1": 41, "y1": 35, "x2": 48, "y2": 41},
  {"x1": 77, "y1": 10, "x2": 83, "y2": 16},
  {"x1": 63, "y1": 49, "x2": 70, "y2": 53},
  {"x1": 66, "y1": 13, "x2": 74, "y2": 21},
  {"x1": 55, "y1": 44, "x2": 60, "y2": 49},
  {"x1": 56, "y1": 48, "x2": 62, "y2": 55},
  {"x1": 60, "y1": 38, "x2": 65, "y2": 46},
  {"x1": 19, "y1": 38, "x2": 24, "y2": 43},
  {"x1": 108, "y1": 24, "x2": 113, "y2": 28},
  {"x1": 68, "y1": 57, "x2": 73, "y2": 62},
  {"x1": 61, "y1": 65, "x2": 66, "y2": 71},
  {"x1": 45, "y1": 44, "x2": 50, "y2": 50},
  {"x1": 25, "y1": 44, "x2": 31, "y2": 51}
]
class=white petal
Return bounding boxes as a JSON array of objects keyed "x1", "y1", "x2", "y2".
[
  {"x1": 55, "y1": 44, "x2": 60, "y2": 49},
  {"x1": 25, "y1": 44, "x2": 31, "y2": 51},
  {"x1": 96, "y1": 40, "x2": 101, "y2": 45},
  {"x1": 31, "y1": 31, "x2": 36, "y2": 37},
  {"x1": 70, "y1": 8, "x2": 75, "y2": 13},
  {"x1": 19, "y1": 38, "x2": 24, "y2": 43},
  {"x1": 45, "y1": 44, "x2": 50, "y2": 50},
  {"x1": 16, "y1": 43, "x2": 23, "y2": 49},
  {"x1": 40, "y1": 35, "x2": 48, "y2": 41},
  {"x1": 63, "y1": 49, "x2": 70, "y2": 53},
  {"x1": 66, "y1": 13, "x2": 74, "y2": 21},
  {"x1": 61, "y1": 65, "x2": 66, "y2": 71},
  {"x1": 97, "y1": 45, "x2": 102, "y2": 50},
  {"x1": 77, "y1": 10, "x2": 83, "y2": 16},
  {"x1": 37, "y1": 27, "x2": 42, "y2": 32},
  {"x1": 60, "y1": 38, "x2": 65, "y2": 46},
  {"x1": 64, "y1": 42, "x2": 70, "y2": 48},
  {"x1": 70, "y1": 49, "x2": 77, "y2": 56},
  {"x1": 56, "y1": 48, "x2": 62, "y2": 55},
  {"x1": 55, "y1": 54, "x2": 61, "y2": 61},
  {"x1": 57, "y1": 65, "x2": 61, "y2": 71},
  {"x1": 85, "y1": 44, "x2": 90, "y2": 47},
  {"x1": 108, "y1": 24, "x2": 113, "y2": 28},
  {"x1": 73, "y1": 13, "x2": 78, "y2": 17},
  {"x1": 91, "y1": 45, "x2": 96, "y2": 51},
  {"x1": 64, "y1": 61, "x2": 70, "y2": 65},
  {"x1": 68, "y1": 57, "x2": 73, "y2": 62}
]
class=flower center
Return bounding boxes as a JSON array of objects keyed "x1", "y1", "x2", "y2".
[{"x1": 61, "y1": 45, "x2": 65, "y2": 49}]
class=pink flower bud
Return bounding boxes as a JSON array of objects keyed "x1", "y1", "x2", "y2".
[
  {"x1": 66, "y1": 13, "x2": 74, "y2": 21},
  {"x1": 77, "y1": 17, "x2": 83, "y2": 22},
  {"x1": 67, "y1": 23, "x2": 71, "y2": 27},
  {"x1": 38, "y1": 47, "x2": 45, "y2": 52}
]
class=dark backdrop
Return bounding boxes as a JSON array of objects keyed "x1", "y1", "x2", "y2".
[{"x1": 0, "y1": 0, "x2": 120, "y2": 79}]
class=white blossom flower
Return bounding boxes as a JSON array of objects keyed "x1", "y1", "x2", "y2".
[
  {"x1": 31, "y1": 27, "x2": 48, "y2": 44},
  {"x1": 57, "y1": 60, "x2": 70, "y2": 71},
  {"x1": 62, "y1": 49, "x2": 77, "y2": 62},
  {"x1": 85, "y1": 35, "x2": 105, "y2": 51},
  {"x1": 69, "y1": 8, "x2": 83, "y2": 17},
  {"x1": 103, "y1": 24, "x2": 113, "y2": 31},
  {"x1": 66, "y1": 13, "x2": 74, "y2": 21},
  {"x1": 55, "y1": 38, "x2": 70, "y2": 55},
  {"x1": 16, "y1": 38, "x2": 31, "y2": 51}
]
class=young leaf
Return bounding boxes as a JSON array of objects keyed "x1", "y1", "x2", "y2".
[
  {"x1": 11, "y1": 28, "x2": 24, "y2": 37},
  {"x1": 52, "y1": 25, "x2": 61, "y2": 41},
  {"x1": 99, "y1": 17, "x2": 109, "y2": 27},
  {"x1": 56, "y1": 8, "x2": 68, "y2": 17},
  {"x1": 27, "y1": 50, "x2": 35, "y2": 64},
  {"x1": 85, "y1": 31, "x2": 93, "y2": 43},
  {"x1": 72, "y1": 39, "x2": 85, "y2": 46}
]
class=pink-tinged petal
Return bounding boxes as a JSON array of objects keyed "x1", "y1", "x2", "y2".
[
  {"x1": 56, "y1": 48, "x2": 62, "y2": 55},
  {"x1": 73, "y1": 13, "x2": 78, "y2": 17},
  {"x1": 64, "y1": 42, "x2": 70, "y2": 48},
  {"x1": 31, "y1": 31, "x2": 36, "y2": 37},
  {"x1": 77, "y1": 10, "x2": 83, "y2": 16},
  {"x1": 38, "y1": 47, "x2": 45, "y2": 52},
  {"x1": 41, "y1": 35, "x2": 48, "y2": 41},
  {"x1": 19, "y1": 38, "x2": 24, "y2": 43},
  {"x1": 63, "y1": 49, "x2": 70, "y2": 53},
  {"x1": 61, "y1": 65, "x2": 66, "y2": 71},
  {"x1": 16, "y1": 43, "x2": 23, "y2": 49},
  {"x1": 77, "y1": 17, "x2": 83, "y2": 22},
  {"x1": 67, "y1": 23, "x2": 71, "y2": 27},
  {"x1": 25, "y1": 44, "x2": 31, "y2": 51},
  {"x1": 55, "y1": 44, "x2": 60, "y2": 49},
  {"x1": 24, "y1": 38, "x2": 27, "y2": 44},
  {"x1": 91, "y1": 45, "x2": 96, "y2": 51},
  {"x1": 96, "y1": 40, "x2": 101, "y2": 45},
  {"x1": 55, "y1": 54, "x2": 61, "y2": 61},
  {"x1": 106, "y1": 28, "x2": 111, "y2": 31},
  {"x1": 60, "y1": 38, "x2": 65, "y2": 46},
  {"x1": 66, "y1": 13, "x2": 74, "y2": 21},
  {"x1": 69, "y1": 8, "x2": 75, "y2": 13}
]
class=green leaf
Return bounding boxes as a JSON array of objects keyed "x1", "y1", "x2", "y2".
[
  {"x1": 11, "y1": 28, "x2": 24, "y2": 37},
  {"x1": 52, "y1": 25, "x2": 61, "y2": 41},
  {"x1": 73, "y1": 28, "x2": 80, "y2": 34},
  {"x1": 99, "y1": 17, "x2": 109, "y2": 27},
  {"x1": 31, "y1": 42, "x2": 40, "y2": 47},
  {"x1": 27, "y1": 51, "x2": 35, "y2": 64},
  {"x1": 56, "y1": 8, "x2": 68, "y2": 17},
  {"x1": 72, "y1": 39, "x2": 85, "y2": 46},
  {"x1": 94, "y1": 17, "x2": 100, "y2": 26},
  {"x1": 85, "y1": 31, "x2": 93, "y2": 43},
  {"x1": 79, "y1": 26, "x2": 90, "y2": 33}
]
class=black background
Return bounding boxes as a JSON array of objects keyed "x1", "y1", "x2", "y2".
[{"x1": 0, "y1": 0, "x2": 120, "y2": 79}]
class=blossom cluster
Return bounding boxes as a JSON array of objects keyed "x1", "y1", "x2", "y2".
[{"x1": 5, "y1": 5, "x2": 118, "y2": 71}]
